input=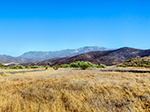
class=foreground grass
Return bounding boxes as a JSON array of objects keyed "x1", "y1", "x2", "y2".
[{"x1": 0, "y1": 68, "x2": 150, "y2": 112}]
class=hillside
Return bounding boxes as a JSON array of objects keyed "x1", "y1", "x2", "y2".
[
  {"x1": 3, "y1": 47, "x2": 150, "y2": 66},
  {"x1": 21, "y1": 46, "x2": 108, "y2": 61},
  {"x1": 0, "y1": 46, "x2": 107, "y2": 64},
  {"x1": 0, "y1": 55, "x2": 37, "y2": 63},
  {"x1": 34, "y1": 47, "x2": 150, "y2": 66},
  {"x1": 117, "y1": 56, "x2": 150, "y2": 67}
]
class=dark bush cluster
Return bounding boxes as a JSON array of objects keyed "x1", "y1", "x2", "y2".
[{"x1": 30, "y1": 65, "x2": 39, "y2": 69}]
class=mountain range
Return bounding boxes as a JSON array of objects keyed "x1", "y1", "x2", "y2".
[
  {"x1": 1, "y1": 46, "x2": 150, "y2": 66},
  {"x1": 0, "y1": 46, "x2": 108, "y2": 63},
  {"x1": 31, "y1": 47, "x2": 150, "y2": 66},
  {"x1": 20, "y1": 46, "x2": 108, "y2": 61}
]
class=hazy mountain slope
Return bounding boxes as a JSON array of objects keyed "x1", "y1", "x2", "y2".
[
  {"x1": 0, "y1": 46, "x2": 108, "y2": 64},
  {"x1": 35, "y1": 47, "x2": 150, "y2": 66},
  {"x1": 21, "y1": 46, "x2": 108, "y2": 61},
  {"x1": 0, "y1": 55, "x2": 37, "y2": 63}
]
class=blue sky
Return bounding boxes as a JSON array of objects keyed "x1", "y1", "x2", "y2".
[{"x1": 0, "y1": 0, "x2": 150, "y2": 56}]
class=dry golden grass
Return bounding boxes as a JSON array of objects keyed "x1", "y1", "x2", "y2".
[{"x1": 0, "y1": 68, "x2": 150, "y2": 112}]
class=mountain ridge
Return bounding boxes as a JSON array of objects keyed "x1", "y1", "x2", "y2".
[
  {"x1": 32, "y1": 47, "x2": 150, "y2": 66},
  {"x1": 1, "y1": 46, "x2": 150, "y2": 65},
  {"x1": 0, "y1": 46, "x2": 108, "y2": 63},
  {"x1": 20, "y1": 46, "x2": 108, "y2": 61}
]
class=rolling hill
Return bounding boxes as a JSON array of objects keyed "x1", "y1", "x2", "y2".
[
  {"x1": 34, "y1": 47, "x2": 150, "y2": 66},
  {"x1": 2, "y1": 47, "x2": 150, "y2": 66},
  {"x1": 117, "y1": 56, "x2": 150, "y2": 67},
  {"x1": 0, "y1": 46, "x2": 108, "y2": 64}
]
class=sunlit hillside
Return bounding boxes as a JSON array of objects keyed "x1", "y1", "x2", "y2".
[{"x1": 118, "y1": 56, "x2": 150, "y2": 68}]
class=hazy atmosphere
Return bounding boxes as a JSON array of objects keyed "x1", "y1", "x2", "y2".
[{"x1": 0, "y1": 0, "x2": 150, "y2": 56}]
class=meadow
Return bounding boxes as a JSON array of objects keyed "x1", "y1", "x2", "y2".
[{"x1": 0, "y1": 68, "x2": 150, "y2": 112}]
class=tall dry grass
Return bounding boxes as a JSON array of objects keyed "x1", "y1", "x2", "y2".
[{"x1": 0, "y1": 68, "x2": 150, "y2": 112}]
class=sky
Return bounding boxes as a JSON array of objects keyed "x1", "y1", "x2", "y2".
[{"x1": 0, "y1": 0, "x2": 150, "y2": 56}]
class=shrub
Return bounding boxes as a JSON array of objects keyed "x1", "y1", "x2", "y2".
[
  {"x1": 59, "y1": 64, "x2": 70, "y2": 68},
  {"x1": 92, "y1": 64, "x2": 100, "y2": 68},
  {"x1": 70, "y1": 62, "x2": 80, "y2": 68},
  {"x1": 126, "y1": 58, "x2": 137, "y2": 62},
  {"x1": 100, "y1": 64, "x2": 106, "y2": 68},
  {"x1": 9, "y1": 65, "x2": 25, "y2": 69},
  {"x1": 25, "y1": 66, "x2": 31, "y2": 69},
  {"x1": 58, "y1": 61, "x2": 106, "y2": 69},
  {"x1": 45, "y1": 66, "x2": 49, "y2": 70},
  {"x1": 30, "y1": 65, "x2": 39, "y2": 69},
  {"x1": 53, "y1": 66, "x2": 59, "y2": 70},
  {"x1": 80, "y1": 63, "x2": 90, "y2": 70}
]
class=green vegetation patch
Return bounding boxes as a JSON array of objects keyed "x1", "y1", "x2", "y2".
[
  {"x1": 117, "y1": 56, "x2": 150, "y2": 68},
  {"x1": 53, "y1": 66, "x2": 59, "y2": 70},
  {"x1": 9, "y1": 65, "x2": 25, "y2": 69},
  {"x1": 56, "y1": 61, "x2": 106, "y2": 70}
]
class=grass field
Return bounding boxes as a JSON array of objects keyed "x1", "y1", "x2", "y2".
[{"x1": 0, "y1": 68, "x2": 150, "y2": 112}]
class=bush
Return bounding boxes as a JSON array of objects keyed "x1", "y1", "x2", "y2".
[
  {"x1": 126, "y1": 58, "x2": 137, "y2": 62},
  {"x1": 9, "y1": 65, "x2": 25, "y2": 69},
  {"x1": 30, "y1": 65, "x2": 39, "y2": 69},
  {"x1": 80, "y1": 63, "x2": 90, "y2": 70},
  {"x1": 92, "y1": 64, "x2": 100, "y2": 68},
  {"x1": 59, "y1": 64, "x2": 70, "y2": 68},
  {"x1": 25, "y1": 66, "x2": 31, "y2": 69},
  {"x1": 58, "y1": 61, "x2": 106, "y2": 69},
  {"x1": 70, "y1": 62, "x2": 80, "y2": 68},
  {"x1": 99, "y1": 64, "x2": 106, "y2": 68},
  {"x1": 53, "y1": 66, "x2": 59, "y2": 70},
  {"x1": 45, "y1": 66, "x2": 49, "y2": 70}
]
